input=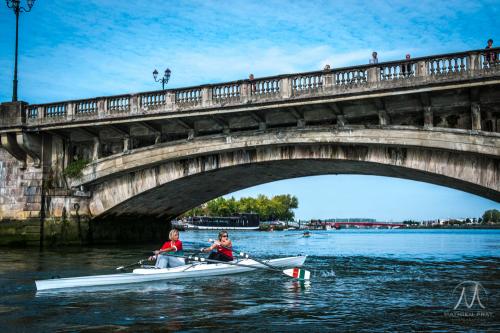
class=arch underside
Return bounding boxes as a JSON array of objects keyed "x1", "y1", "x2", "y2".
[{"x1": 91, "y1": 146, "x2": 499, "y2": 221}]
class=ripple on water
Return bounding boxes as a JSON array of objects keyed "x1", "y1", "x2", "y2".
[{"x1": 0, "y1": 230, "x2": 499, "y2": 331}]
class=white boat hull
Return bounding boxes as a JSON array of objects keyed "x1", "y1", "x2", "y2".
[{"x1": 35, "y1": 256, "x2": 307, "y2": 291}]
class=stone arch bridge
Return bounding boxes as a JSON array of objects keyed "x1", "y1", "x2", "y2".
[
  {"x1": 78, "y1": 127, "x2": 498, "y2": 221},
  {"x1": 0, "y1": 47, "x2": 499, "y2": 244}
]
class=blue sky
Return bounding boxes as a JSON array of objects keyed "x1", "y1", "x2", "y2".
[{"x1": 1, "y1": 0, "x2": 498, "y2": 220}]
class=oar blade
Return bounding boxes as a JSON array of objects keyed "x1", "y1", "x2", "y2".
[
  {"x1": 116, "y1": 259, "x2": 145, "y2": 271},
  {"x1": 283, "y1": 267, "x2": 311, "y2": 280}
]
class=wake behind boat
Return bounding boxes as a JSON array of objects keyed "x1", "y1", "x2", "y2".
[{"x1": 35, "y1": 255, "x2": 307, "y2": 291}]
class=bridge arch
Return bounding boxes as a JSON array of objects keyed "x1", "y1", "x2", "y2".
[{"x1": 76, "y1": 127, "x2": 499, "y2": 220}]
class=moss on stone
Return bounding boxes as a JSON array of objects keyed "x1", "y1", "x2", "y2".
[{"x1": 63, "y1": 159, "x2": 89, "y2": 179}]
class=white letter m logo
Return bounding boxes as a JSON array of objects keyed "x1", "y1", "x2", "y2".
[{"x1": 453, "y1": 281, "x2": 487, "y2": 310}]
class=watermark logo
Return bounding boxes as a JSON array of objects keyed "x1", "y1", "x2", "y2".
[
  {"x1": 453, "y1": 281, "x2": 486, "y2": 310},
  {"x1": 445, "y1": 281, "x2": 494, "y2": 321}
]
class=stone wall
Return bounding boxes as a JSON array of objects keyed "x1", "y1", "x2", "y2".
[
  {"x1": 0, "y1": 148, "x2": 43, "y2": 245},
  {"x1": 0, "y1": 144, "x2": 167, "y2": 245},
  {"x1": 0, "y1": 148, "x2": 42, "y2": 220}
]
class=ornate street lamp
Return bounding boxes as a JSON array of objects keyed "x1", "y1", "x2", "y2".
[
  {"x1": 153, "y1": 68, "x2": 171, "y2": 90},
  {"x1": 5, "y1": 0, "x2": 36, "y2": 102}
]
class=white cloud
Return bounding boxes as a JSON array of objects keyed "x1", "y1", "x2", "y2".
[{"x1": 2, "y1": 0, "x2": 498, "y2": 102}]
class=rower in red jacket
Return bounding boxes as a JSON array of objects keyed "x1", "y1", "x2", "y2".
[
  {"x1": 202, "y1": 230, "x2": 233, "y2": 262},
  {"x1": 149, "y1": 229, "x2": 185, "y2": 268}
]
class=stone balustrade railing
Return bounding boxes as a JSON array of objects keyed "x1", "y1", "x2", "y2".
[
  {"x1": 22, "y1": 48, "x2": 499, "y2": 125},
  {"x1": 252, "y1": 78, "x2": 280, "y2": 96}
]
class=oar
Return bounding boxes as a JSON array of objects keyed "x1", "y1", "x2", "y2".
[
  {"x1": 164, "y1": 253, "x2": 310, "y2": 280},
  {"x1": 208, "y1": 238, "x2": 281, "y2": 271},
  {"x1": 116, "y1": 259, "x2": 146, "y2": 271},
  {"x1": 117, "y1": 241, "x2": 211, "y2": 271},
  {"x1": 230, "y1": 247, "x2": 311, "y2": 280},
  {"x1": 233, "y1": 250, "x2": 312, "y2": 281},
  {"x1": 185, "y1": 240, "x2": 243, "y2": 254},
  {"x1": 206, "y1": 240, "x2": 311, "y2": 280},
  {"x1": 182, "y1": 240, "x2": 213, "y2": 248},
  {"x1": 208, "y1": 239, "x2": 290, "y2": 271},
  {"x1": 234, "y1": 250, "x2": 283, "y2": 271}
]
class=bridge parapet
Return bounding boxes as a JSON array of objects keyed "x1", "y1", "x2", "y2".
[{"x1": 18, "y1": 48, "x2": 499, "y2": 127}]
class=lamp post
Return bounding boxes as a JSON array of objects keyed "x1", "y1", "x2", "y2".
[
  {"x1": 153, "y1": 68, "x2": 171, "y2": 90},
  {"x1": 5, "y1": 0, "x2": 36, "y2": 102}
]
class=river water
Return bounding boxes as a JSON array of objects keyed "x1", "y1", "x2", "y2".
[{"x1": 0, "y1": 229, "x2": 499, "y2": 332}]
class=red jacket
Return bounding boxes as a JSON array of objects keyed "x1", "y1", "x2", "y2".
[
  {"x1": 217, "y1": 244, "x2": 233, "y2": 259},
  {"x1": 160, "y1": 240, "x2": 182, "y2": 252}
]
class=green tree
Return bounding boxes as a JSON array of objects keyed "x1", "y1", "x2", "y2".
[
  {"x1": 256, "y1": 194, "x2": 272, "y2": 220},
  {"x1": 482, "y1": 209, "x2": 500, "y2": 223},
  {"x1": 238, "y1": 197, "x2": 258, "y2": 214},
  {"x1": 271, "y1": 194, "x2": 298, "y2": 220},
  {"x1": 206, "y1": 197, "x2": 228, "y2": 216}
]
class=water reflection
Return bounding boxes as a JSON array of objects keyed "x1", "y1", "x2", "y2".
[{"x1": 288, "y1": 280, "x2": 312, "y2": 293}]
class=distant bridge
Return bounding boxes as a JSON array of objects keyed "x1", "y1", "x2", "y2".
[{"x1": 323, "y1": 221, "x2": 406, "y2": 229}]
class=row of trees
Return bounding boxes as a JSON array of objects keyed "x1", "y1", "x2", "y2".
[{"x1": 181, "y1": 194, "x2": 299, "y2": 221}]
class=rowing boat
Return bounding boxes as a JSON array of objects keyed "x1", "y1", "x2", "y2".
[{"x1": 35, "y1": 255, "x2": 307, "y2": 291}]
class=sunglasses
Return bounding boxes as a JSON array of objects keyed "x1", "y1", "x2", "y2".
[{"x1": 221, "y1": 235, "x2": 228, "y2": 238}]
